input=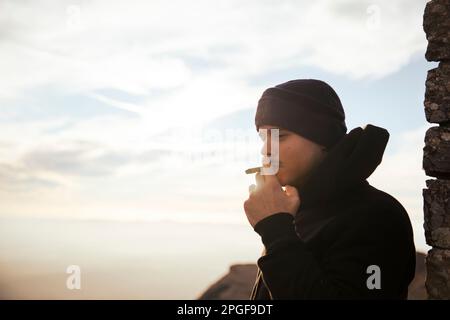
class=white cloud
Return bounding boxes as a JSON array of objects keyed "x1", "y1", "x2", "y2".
[
  {"x1": 0, "y1": 0, "x2": 431, "y2": 229},
  {"x1": 0, "y1": 0, "x2": 428, "y2": 100}
]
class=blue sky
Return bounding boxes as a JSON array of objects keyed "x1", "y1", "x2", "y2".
[{"x1": 0, "y1": 0, "x2": 433, "y2": 251}]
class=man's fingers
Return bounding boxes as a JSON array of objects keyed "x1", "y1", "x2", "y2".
[
  {"x1": 249, "y1": 184, "x2": 256, "y2": 194},
  {"x1": 255, "y1": 171, "x2": 282, "y2": 191},
  {"x1": 255, "y1": 172, "x2": 264, "y2": 187},
  {"x1": 264, "y1": 172, "x2": 281, "y2": 188}
]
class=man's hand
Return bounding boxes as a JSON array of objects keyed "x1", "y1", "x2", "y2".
[{"x1": 244, "y1": 173, "x2": 301, "y2": 228}]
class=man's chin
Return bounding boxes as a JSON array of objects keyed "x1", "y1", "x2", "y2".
[
  {"x1": 276, "y1": 173, "x2": 288, "y2": 186},
  {"x1": 270, "y1": 168, "x2": 295, "y2": 187},
  {"x1": 278, "y1": 173, "x2": 303, "y2": 189}
]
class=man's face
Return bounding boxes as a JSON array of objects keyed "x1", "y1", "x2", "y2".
[{"x1": 258, "y1": 125, "x2": 328, "y2": 188}]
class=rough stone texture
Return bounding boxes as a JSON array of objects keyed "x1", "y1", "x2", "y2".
[
  {"x1": 425, "y1": 61, "x2": 450, "y2": 123},
  {"x1": 423, "y1": 126, "x2": 450, "y2": 178},
  {"x1": 423, "y1": 0, "x2": 450, "y2": 61},
  {"x1": 423, "y1": 0, "x2": 450, "y2": 301},
  {"x1": 423, "y1": 179, "x2": 450, "y2": 248},
  {"x1": 426, "y1": 248, "x2": 450, "y2": 299},
  {"x1": 198, "y1": 258, "x2": 427, "y2": 299}
]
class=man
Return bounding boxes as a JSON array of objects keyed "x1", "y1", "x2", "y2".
[{"x1": 244, "y1": 79, "x2": 416, "y2": 300}]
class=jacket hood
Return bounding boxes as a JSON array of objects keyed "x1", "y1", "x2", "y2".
[{"x1": 295, "y1": 124, "x2": 390, "y2": 213}]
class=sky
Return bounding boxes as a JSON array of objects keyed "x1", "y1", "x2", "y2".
[{"x1": 0, "y1": 0, "x2": 436, "y2": 252}]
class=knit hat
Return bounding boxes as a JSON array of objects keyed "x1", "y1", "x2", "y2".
[{"x1": 255, "y1": 79, "x2": 347, "y2": 149}]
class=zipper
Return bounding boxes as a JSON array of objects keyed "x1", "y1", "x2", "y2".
[{"x1": 250, "y1": 268, "x2": 262, "y2": 299}]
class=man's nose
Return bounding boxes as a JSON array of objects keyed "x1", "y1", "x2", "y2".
[{"x1": 260, "y1": 137, "x2": 271, "y2": 157}]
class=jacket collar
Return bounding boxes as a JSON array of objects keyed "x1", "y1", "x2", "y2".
[{"x1": 294, "y1": 124, "x2": 390, "y2": 215}]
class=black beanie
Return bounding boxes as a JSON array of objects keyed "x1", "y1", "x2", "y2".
[{"x1": 255, "y1": 79, "x2": 347, "y2": 149}]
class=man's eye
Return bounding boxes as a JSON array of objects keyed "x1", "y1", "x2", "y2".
[
  {"x1": 259, "y1": 134, "x2": 285, "y2": 140},
  {"x1": 258, "y1": 131, "x2": 285, "y2": 140}
]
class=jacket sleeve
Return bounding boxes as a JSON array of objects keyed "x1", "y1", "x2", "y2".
[{"x1": 253, "y1": 212, "x2": 414, "y2": 300}]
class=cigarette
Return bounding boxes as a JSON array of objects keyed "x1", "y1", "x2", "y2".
[{"x1": 245, "y1": 166, "x2": 262, "y2": 174}]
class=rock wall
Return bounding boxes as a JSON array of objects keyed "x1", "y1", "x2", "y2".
[{"x1": 422, "y1": 0, "x2": 450, "y2": 300}]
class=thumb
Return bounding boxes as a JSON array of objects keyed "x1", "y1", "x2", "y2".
[{"x1": 284, "y1": 185, "x2": 299, "y2": 199}]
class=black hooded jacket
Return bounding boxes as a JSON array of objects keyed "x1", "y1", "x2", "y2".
[{"x1": 249, "y1": 124, "x2": 416, "y2": 300}]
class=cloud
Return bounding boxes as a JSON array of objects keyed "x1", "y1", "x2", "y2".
[
  {"x1": 22, "y1": 142, "x2": 130, "y2": 177},
  {"x1": 0, "y1": 0, "x2": 428, "y2": 100},
  {"x1": 0, "y1": 139, "x2": 134, "y2": 196},
  {"x1": 0, "y1": 162, "x2": 60, "y2": 193},
  {"x1": 0, "y1": 0, "x2": 430, "y2": 153},
  {"x1": 0, "y1": 0, "x2": 431, "y2": 227}
]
